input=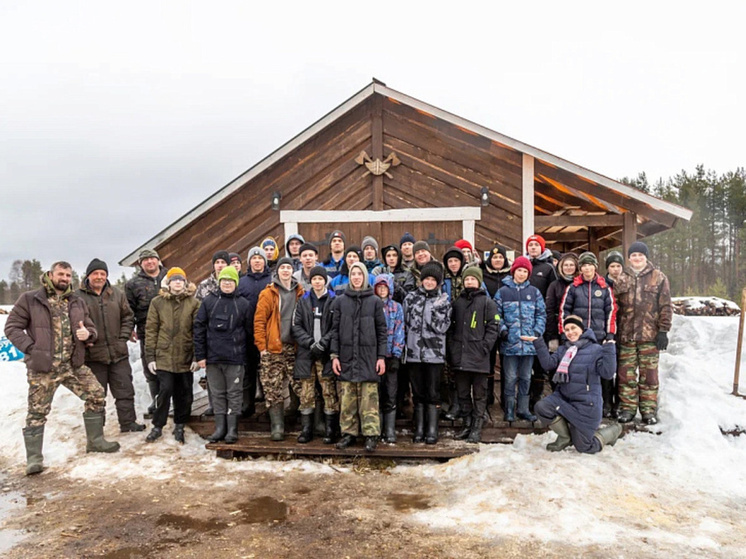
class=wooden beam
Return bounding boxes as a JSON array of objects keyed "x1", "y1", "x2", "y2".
[
  {"x1": 281, "y1": 207, "x2": 481, "y2": 223},
  {"x1": 371, "y1": 94, "x2": 384, "y2": 211},
  {"x1": 534, "y1": 214, "x2": 624, "y2": 228},
  {"x1": 623, "y1": 211, "x2": 638, "y2": 257},
  {"x1": 588, "y1": 227, "x2": 599, "y2": 254},
  {"x1": 522, "y1": 154, "x2": 534, "y2": 247}
]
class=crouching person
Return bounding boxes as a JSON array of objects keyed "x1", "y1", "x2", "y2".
[
  {"x1": 291, "y1": 266, "x2": 340, "y2": 444},
  {"x1": 448, "y1": 266, "x2": 499, "y2": 443},
  {"x1": 526, "y1": 315, "x2": 622, "y2": 453},
  {"x1": 331, "y1": 263, "x2": 388, "y2": 452},
  {"x1": 144, "y1": 268, "x2": 200, "y2": 444},
  {"x1": 194, "y1": 266, "x2": 252, "y2": 445},
  {"x1": 5, "y1": 262, "x2": 120, "y2": 475}
]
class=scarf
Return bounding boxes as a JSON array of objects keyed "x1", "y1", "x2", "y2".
[{"x1": 553, "y1": 345, "x2": 578, "y2": 384}]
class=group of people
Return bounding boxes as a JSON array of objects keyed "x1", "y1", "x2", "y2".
[{"x1": 5, "y1": 228, "x2": 671, "y2": 475}]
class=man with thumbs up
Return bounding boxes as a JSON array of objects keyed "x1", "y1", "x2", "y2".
[{"x1": 5, "y1": 261, "x2": 121, "y2": 476}]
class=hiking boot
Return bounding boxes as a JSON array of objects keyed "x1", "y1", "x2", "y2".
[
  {"x1": 594, "y1": 423, "x2": 623, "y2": 449},
  {"x1": 297, "y1": 412, "x2": 314, "y2": 444},
  {"x1": 120, "y1": 422, "x2": 146, "y2": 433},
  {"x1": 145, "y1": 427, "x2": 162, "y2": 443},
  {"x1": 617, "y1": 410, "x2": 636, "y2": 424},
  {"x1": 23, "y1": 426, "x2": 44, "y2": 476},
  {"x1": 454, "y1": 414, "x2": 473, "y2": 440},
  {"x1": 546, "y1": 416, "x2": 572, "y2": 452},
  {"x1": 425, "y1": 404, "x2": 439, "y2": 445},
  {"x1": 323, "y1": 413, "x2": 340, "y2": 444},
  {"x1": 269, "y1": 403, "x2": 285, "y2": 441},
  {"x1": 83, "y1": 412, "x2": 120, "y2": 453},
  {"x1": 208, "y1": 414, "x2": 227, "y2": 443},
  {"x1": 224, "y1": 415, "x2": 239, "y2": 444},
  {"x1": 364, "y1": 436, "x2": 378, "y2": 452},
  {"x1": 173, "y1": 423, "x2": 185, "y2": 444},
  {"x1": 467, "y1": 417, "x2": 484, "y2": 444},
  {"x1": 412, "y1": 404, "x2": 425, "y2": 443},
  {"x1": 641, "y1": 412, "x2": 658, "y2": 425},
  {"x1": 336, "y1": 434, "x2": 356, "y2": 449}
]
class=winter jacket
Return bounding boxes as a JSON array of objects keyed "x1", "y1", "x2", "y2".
[
  {"x1": 193, "y1": 289, "x2": 253, "y2": 365},
  {"x1": 291, "y1": 289, "x2": 336, "y2": 379},
  {"x1": 237, "y1": 269, "x2": 272, "y2": 309},
  {"x1": 494, "y1": 276, "x2": 546, "y2": 356},
  {"x1": 329, "y1": 272, "x2": 350, "y2": 295},
  {"x1": 402, "y1": 260, "x2": 445, "y2": 293},
  {"x1": 372, "y1": 275, "x2": 405, "y2": 359},
  {"x1": 448, "y1": 288, "x2": 499, "y2": 373},
  {"x1": 285, "y1": 234, "x2": 305, "y2": 273},
  {"x1": 544, "y1": 253, "x2": 578, "y2": 342},
  {"x1": 5, "y1": 279, "x2": 97, "y2": 372},
  {"x1": 330, "y1": 286, "x2": 388, "y2": 383},
  {"x1": 481, "y1": 262, "x2": 511, "y2": 299},
  {"x1": 322, "y1": 254, "x2": 344, "y2": 280},
  {"x1": 144, "y1": 283, "x2": 200, "y2": 373},
  {"x1": 253, "y1": 280, "x2": 304, "y2": 354},
  {"x1": 403, "y1": 286, "x2": 452, "y2": 364},
  {"x1": 195, "y1": 274, "x2": 219, "y2": 301},
  {"x1": 613, "y1": 262, "x2": 672, "y2": 343},
  {"x1": 77, "y1": 281, "x2": 134, "y2": 364},
  {"x1": 560, "y1": 273, "x2": 617, "y2": 342},
  {"x1": 533, "y1": 330, "x2": 616, "y2": 437},
  {"x1": 529, "y1": 248, "x2": 558, "y2": 298},
  {"x1": 363, "y1": 259, "x2": 382, "y2": 273},
  {"x1": 442, "y1": 246, "x2": 465, "y2": 301},
  {"x1": 370, "y1": 246, "x2": 409, "y2": 303},
  {"x1": 125, "y1": 266, "x2": 167, "y2": 339}
]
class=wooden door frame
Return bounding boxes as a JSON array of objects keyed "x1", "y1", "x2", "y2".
[{"x1": 280, "y1": 208, "x2": 482, "y2": 246}]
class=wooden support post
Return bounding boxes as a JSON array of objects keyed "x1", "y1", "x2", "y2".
[
  {"x1": 588, "y1": 227, "x2": 599, "y2": 255},
  {"x1": 371, "y1": 94, "x2": 384, "y2": 211},
  {"x1": 734, "y1": 288, "x2": 746, "y2": 397},
  {"x1": 522, "y1": 154, "x2": 535, "y2": 250},
  {"x1": 623, "y1": 211, "x2": 637, "y2": 257}
]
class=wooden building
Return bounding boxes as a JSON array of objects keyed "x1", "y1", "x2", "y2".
[{"x1": 120, "y1": 80, "x2": 692, "y2": 279}]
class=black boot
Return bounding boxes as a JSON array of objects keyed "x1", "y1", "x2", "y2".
[
  {"x1": 297, "y1": 413, "x2": 314, "y2": 444},
  {"x1": 286, "y1": 388, "x2": 300, "y2": 418},
  {"x1": 269, "y1": 403, "x2": 285, "y2": 441},
  {"x1": 425, "y1": 405, "x2": 439, "y2": 445},
  {"x1": 412, "y1": 404, "x2": 425, "y2": 443},
  {"x1": 383, "y1": 410, "x2": 397, "y2": 444},
  {"x1": 617, "y1": 410, "x2": 636, "y2": 424},
  {"x1": 336, "y1": 433, "x2": 356, "y2": 449},
  {"x1": 323, "y1": 413, "x2": 339, "y2": 444},
  {"x1": 313, "y1": 400, "x2": 325, "y2": 436},
  {"x1": 173, "y1": 423, "x2": 185, "y2": 444},
  {"x1": 454, "y1": 414, "x2": 473, "y2": 440},
  {"x1": 467, "y1": 417, "x2": 484, "y2": 443},
  {"x1": 224, "y1": 415, "x2": 239, "y2": 444},
  {"x1": 145, "y1": 426, "x2": 162, "y2": 443},
  {"x1": 241, "y1": 387, "x2": 255, "y2": 418},
  {"x1": 364, "y1": 436, "x2": 378, "y2": 452},
  {"x1": 207, "y1": 414, "x2": 227, "y2": 443},
  {"x1": 444, "y1": 385, "x2": 461, "y2": 421}
]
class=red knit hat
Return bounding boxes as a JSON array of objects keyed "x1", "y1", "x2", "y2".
[
  {"x1": 510, "y1": 256, "x2": 533, "y2": 276},
  {"x1": 454, "y1": 239, "x2": 473, "y2": 251},
  {"x1": 526, "y1": 234, "x2": 546, "y2": 253}
]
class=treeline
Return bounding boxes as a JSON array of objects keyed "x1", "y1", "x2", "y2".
[{"x1": 621, "y1": 166, "x2": 746, "y2": 299}]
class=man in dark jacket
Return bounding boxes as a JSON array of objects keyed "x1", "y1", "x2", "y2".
[
  {"x1": 77, "y1": 258, "x2": 144, "y2": 433},
  {"x1": 125, "y1": 248, "x2": 167, "y2": 414},
  {"x1": 5, "y1": 261, "x2": 120, "y2": 475},
  {"x1": 322, "y1": 230, "x2": 346, "y2": 280}
]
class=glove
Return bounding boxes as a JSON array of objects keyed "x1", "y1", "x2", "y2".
[
  {"x1": 655, "y1": 331, "x2": 669, "y2": 351},
  {"x1": 499, "y1": 329, "x2": 509, "y2": 341},
  {"x1": 147, "y1": 362, "x2": 157, "y2": 374},
  {"x1": 198, "y1": 375, "x2": 208, "y2": 390},
  {"x1": 547, "y1": 339, "x2": 559, "y2": 352},
  {"x1": 190, "y1": 361, "x2": 201, "y2": 373}
]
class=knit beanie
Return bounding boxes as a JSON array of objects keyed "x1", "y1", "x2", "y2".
[
  {"x1": 298, "y1": 242, "x2": 318, "y2": 255},
  {"x1": 510, "y1": 256, "x2": 533, "y2": 276},
  {"x1": 628, "y1": 241, "x2": 649, "y2": 258},
  {"x1": 361, "y1": 235, "x2": 379, "y2": 254},
  {"x1": 526, "y1": 234, "x2": 546, "y2": 253},
  {"x1": 228, "y1": 252, "x2": 242, "y2": 264},
  {"x1": 218, "y1": 266, "x2": 239, "y2": 284},
  {"x1": 551, "y1": 250, "x2": 562, "y2": 262},
  {"x1": 166, "y1": 267, "x2": 187, "y2": 283},
  {"x1": 212, "y1": 250, "x2": 230, "y2": 266},
  {"x1": 488, "y1": 244, "x2": 508, "y2": 262},
  {"x1": 605, "y1": 250, "x2": 624, "y2": 268},
  {"x1": 329, "y1": 230, "x2": 346, "y2": 245},
  {"x1": 454, "y1": 239, "x2": 473, "y2": 252},
  {"x1": 443, "y1": 246, "x2": 464, "y2": 268},
  {"x1": 420, "y1": 262, "x2": 444, "y2": 285},
  {"x1": 400, "y1": 232, "x2": 416, "y2": 246},
  {"x1": 85, "y1": 258, "x2": 108, "y2": 277},
  {"x1": 578, "y1": 251, "x2": 599, "y2": 268},
  {"x1": 276, "y1": 256, "x2": 294, "y2": 270},
  {"x1": 138, "y1": 249, "x2": 160, "y2": 262},
  {"x1": 462, "y1": 265, "x2": 483, "y2": 284},
  {"x1": 247, "y1": 246, "x2": 267, "y2": 266},
  {"x1": 413, "y1": 240, "x2": 431, "y2": 254},
  {"x1": 309, "y1": 266, "x2": 328, "y2": 281}
]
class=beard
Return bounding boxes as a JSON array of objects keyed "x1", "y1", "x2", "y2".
[{"x1": 52, "y1": 279, "x2": 70, "y2": 291}]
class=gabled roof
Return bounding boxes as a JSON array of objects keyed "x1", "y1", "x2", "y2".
[{"x1": 121, "y1": 81, "x2": 692, "y2": 266}]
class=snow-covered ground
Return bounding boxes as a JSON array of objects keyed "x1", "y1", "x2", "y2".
[{"x1": 2, "y1": 309, "x2": 746, "y2": 554}]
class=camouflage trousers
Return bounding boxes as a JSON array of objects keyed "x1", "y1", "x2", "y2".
[
  {"x1": 260, "y1": 345, "x2": 296, "y2": 407},
  {"x1": 26, "y1": 362, "x2": 106, "y2": 428},
  {"x1": 297, "y1": 361, "x2": 339, "y2": 414},
  {"x1": 338, "y1": 381, "x2": 380, "y2": 437},
  {"x1": 617, "y1": 342, "x2": 660, "y2": 415}
]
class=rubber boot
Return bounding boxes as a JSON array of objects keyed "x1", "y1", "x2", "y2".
[
  {"x1": 323, "y1": 413, "x2": 339, "y2": 444},
  {"x1": 594, "y1": 423, "x2": 623, "y2": 450},
  {"x1": 425, "y1": 405, "x2": 439, "y2": 445},
  {"x1": 383, "y1": 410, "x2": 397, "y2": 444},
  {"x1": 467, "y1": 417, "x2": 484, "y2": 443},
  {"x1": 207, "y1": 414, "x2": 227, "y2": 443},
  {"x1": 224, "y1": 414, "x2": 239, "y2": 444},
  {"x1": 297, "y1": 412, "x2": 314, "y2": 444},
  {"x1": 412, "y1": 404, "x2": 425, "y2": 443},
  {"x1": 286, "y1": 388, "x2": 300, "y2": 417},
  {"x1": 23, "y1": 426, "x2": 44, "y2": 476},
  {"x1": 504, "y1": 397, "x2": 516, "y2": 422},
  {"x1": 444, "y1": 385, "x2": 461, "y2": 421},
  {"x1": 516, "y1": 395, "x2": 537, "y2": 422},
  {"x1": 454, "y1": 414, "x2": 473, "y2": 440},
  {"x1": 83, "y1": 411, "x2": 120, "y2": 453},
  {"x1": 364, "y1": 436, "x2": 378, "y2": 452},
  {"x1": 173, "y1": 423, "x2": 185, "y2": 444},
  {"x1": 336, "y1": 433, "x2": 356, "y2": 449},
  {"x1": 546, "y1": 416, "x2": 572, "y2": 452},
  {"x1": 269, "y1": 402, "x2": 285, "y2": 441},
  {"x1": 313, "y1": 400, "x2": 325, "y2": 436},
  {"x1": 241, "y1": 387, "x2": 255, "y2": 418}
]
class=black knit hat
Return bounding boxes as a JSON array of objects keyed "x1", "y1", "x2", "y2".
[
  {"x1": 212, "y1": 250, "x2": 230, "y2": 265},
  {"x1": 329, "y1": 230, "x2": 346, "y2": 245},
  {"x1": 276, "y1": 256, "x2": 294, "y2": 269},
  {"x1": 228, "y1": 252, "x2": 242, "y2": 264},
  {"x1": 299, "y1": 242, "x2": 318, "y2": 255},
  {"x1": 85, "y1": 258, "x2": 108, "y2": 277},
  {"x1": 413, "y1": 240, "x2": 431, "y2": 254},
  {"x1": 605, "y1": 251, "x2": 624, "y2": 268},
  {"x1": 309, "y1": 266, "x2": 327, "y2": 281},
  {"x1": 628, "y1": 241, "x2": 649, "y2": 258},
  {"x1": 420, "y1": 262, "x2": 443, "y2": 285},
  {"x1": 400, "y1": 232, "x2": 416, "y2": 246}
]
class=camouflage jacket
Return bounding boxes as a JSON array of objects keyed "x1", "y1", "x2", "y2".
[
  {"x1": 613, "y1": 262, "x2": 672, "y2": 343},
  {"x1": 145, "y1": 283, "x2": 200, "y2": 372},
  {"x1": 403, "y1": 286, "x2": 452, "y2": 364},
  {"x1": 125, "y1": 267, "x2": 167, "y2": 338},
  {"x1": 195, "y1": 274, "x2": 219, "y2": 302}
]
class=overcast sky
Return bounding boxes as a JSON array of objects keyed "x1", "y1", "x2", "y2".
[{"x1": 1, "y1": 1, "x2": 743, "y2": 282}]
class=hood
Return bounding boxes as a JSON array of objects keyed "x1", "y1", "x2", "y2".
[
  {"x1": 285, "y1": 233, "x2": 305, "y2": 255},
  {"x1": 531, "y1": 248, "x2": 555, "y2": 263},
  {"x1": 372, "y1": 273, "x2": 395, "y2": 299},
  {"x1": 273, "y1": 274, "x2": 299, "y2": 292},
  {"x1": 261, "y1": 236, "x2": 280, "y2": 261},
  {"x1": 443, "y1": 245, "x2": 465, "y2": 278},
  {"x1": 339, "y1": 246, "x2": 363, "y2": 276},
  {"x1": 380, "y1": 244, "x2": 402, "y2": 271},
  {"x1": 41, "y1": 272, "x2": 73, "y2": 299},
  {"x1": 557, "y1": 253, "x2": 579, "y2": 282},
  {"x1": 159, "y1": 282, "x2": 197, "y2": 299},
  {"x1": 346, "y1": 261, "x2": 370, "y2": 291},
  {"x1": 568, "y1": 328, "x2": 598, "y2": 346}
]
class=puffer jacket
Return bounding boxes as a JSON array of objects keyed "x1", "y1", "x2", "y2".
[
  {"x1": 237, "y1": 268, "x2": 272, "y2": 309},
  {"x1": 529, "y1": 248, "x2": 558, "y2": 298},
  {"x1": 77, "y1": 280, "x2": 134, "y2": 364},
  {"x1": 442, "y1": 245, "x2": 465, "y2": 301},
  {"x1": 125, "y1": 266, "x2": 167, "y2": 339},
  {"x1": 448, "y1": 288, "x2": 499, "y2": 373},
  {"x1": 5, "y1": 278, "x2": 97, "y2": 372},
  {"x1": 370, "y1": 245, "x2": 408, "y2": 303},
  {"x1": 253, "y1": 280, "x2": 304, "y2": 354},
  {"x1": 291, "y1": 288, "x2": 336, "y2": 378},
  {"x1": 144, "y1": 283, "x2": 200, "y2": 373},
  {"x1": 533, "y1": 329, "x2": 616, "y2": 437},
  {"x1": 372, "y1": 274, "x2": 405, "y2": 358},
  {"x1": 481, "y1": 262, "x2": 511, "y2": 299},
  {"x1": 545, "y1": 253, "x2": 578, "y2": 342},
  {"x1": 560, "y1": 273, "x2": 617, "y2": 342},
  {"x1": 494, "y1": 276, "x2": 546, "y2": 356},
  {"x1": 403, "y1": 285, "x2": 452, "y2": 364},
  {"x1": 330, "y1": 286, "x2": 388, "y2": 382},
  {"x1": 613, "y1": 262, "x2": 672, "y2": 343},
  {"x1": 193, "y1": 289, "x2": 253, "y2": 365}
]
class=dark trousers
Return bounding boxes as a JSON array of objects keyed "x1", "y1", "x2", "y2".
[
  {"x1": 529, "y1": 356, "x2": 547, "y2": 411},
  {"x1": 152, "y1": 370, "x2": 194, "y2": 428},
  {"x1": 88, "y1": 359, "x2": 137, "y2": 426},
  {"x1": 409, "y1": 362, "x2": 443, "y2": 406},
  {"x1": 535, "y1": 398, "x2": 601, "y2": 454},
  {"x1": 397, "y1": 362, "x2": 412, "y2": 407},
  {"x1": 379, "y1": 357, "x2": 399, "y2": 413},
  {"x1": 455, "y1": 370, "x2": 488, "y2": 419},
  {"x1": 206, "y1": 364, "x2": 244, "y2": 416},
  {"x1": 244, "y1": 345, "x2": 260, "y2": 401},
  {"x1": 139, "y1": 339, "x2": 159, "y2": 396}
]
